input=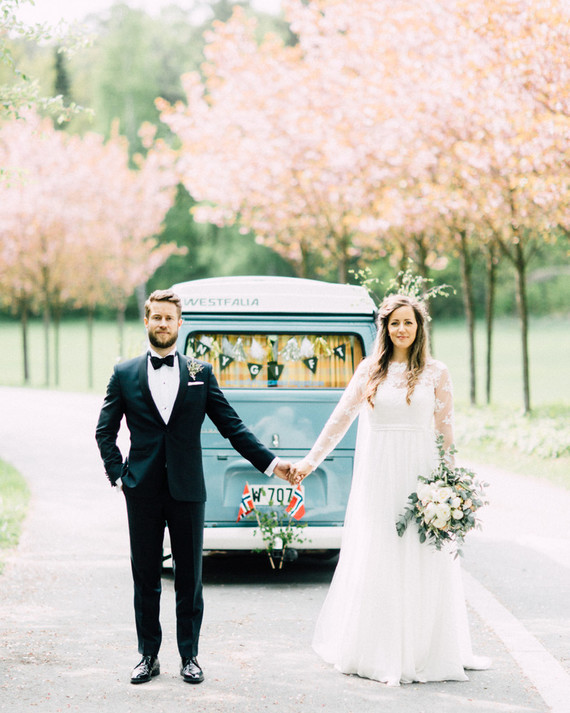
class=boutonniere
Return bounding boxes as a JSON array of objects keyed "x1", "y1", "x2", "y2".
[{"x1": 187, "y1": 358, "x2": 204, "y2": 381}]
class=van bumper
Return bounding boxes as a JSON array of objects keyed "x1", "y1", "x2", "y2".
[{"x1": 203, "y1": 525, "x2": 343, "y2": 551}]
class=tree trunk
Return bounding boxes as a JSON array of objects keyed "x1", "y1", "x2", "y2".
[
  {"x1": 20, "y1": 298, "x2": 30, "y2": 384},
  {"x1": 414, "y1": 235, "x2": 429, "y2": 282},
  {"x1": 87, "y1": 307, "x2": 94, "y2": 390},
  {"x1": 299, "y1": 239, "x2": 312, "y2": 278},
  {"x1": 485, "y1": 243, "x2": 497, "y2": 404},
  {"x1": 135, "y1": 283, "x2": 147, "y2": 321},
  {"x1": 43, "y1": 304, "x2": 51, "y2": 387},
  {"x1": 117, "y1": 304, "x2": 126, "y2": 360},
  {"x1": 337, "y1": 234, "x2": 349, "y2": 283},
  {"x1": 513, "y1": 241, "x2": 531, "y2": 413},
  {"x1": 458, "y1": 230, "x2": 476, "y2": 405},
  {"x1": 53, "y1": 305, "x2": 61, "y2": 387},
  {"x1": 399, "y1": 241, "x2": 409, "y2": 273}
]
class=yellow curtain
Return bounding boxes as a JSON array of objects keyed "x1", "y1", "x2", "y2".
[{"x1": 185, "y1": 333, "x2": 363, "y2": 389}]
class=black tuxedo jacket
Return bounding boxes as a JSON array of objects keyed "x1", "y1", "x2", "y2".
[{"x1": 95, "y1": 352, "x2": 275, "y2": 501}]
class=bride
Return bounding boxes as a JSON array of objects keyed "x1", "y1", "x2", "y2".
[{"x1": 292, "y1": 293, "x2": 490, "y2": 685}]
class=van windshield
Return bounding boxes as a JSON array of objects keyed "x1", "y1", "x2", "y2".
[{"x1": 184, "y1": 332, "x2": 365, "y2": 388}]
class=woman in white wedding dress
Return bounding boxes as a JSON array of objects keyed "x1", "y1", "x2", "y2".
[{"x1": 293, "y1": 293, "x2": 490, "y2": 686}]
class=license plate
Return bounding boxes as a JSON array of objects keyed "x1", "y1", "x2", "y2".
[{"x1": 250, "y1": 483, "x2": 302, "y2": 507}]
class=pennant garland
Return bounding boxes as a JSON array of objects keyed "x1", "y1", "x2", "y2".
[
  {"x1": 267, "y1": 361, "x2": 284, "y2": 383},
  {"x1": 333, "y1": 344, "x2": 346, "y2": 361},
  {"x1": 194, "y1": 340, "x2": 211, "y2": 357},
  {"x1": 219, "y1": 354, "x2": 234, "y2": 371},
  {"x1": 233, "y1": 337, "x2": 248, "y2": 362},
  {"x1": 236, "y1": 482, "x2": 255, "y2": 522},
  {"x1": 285, "y1": 485, "x2": 306, "y2": 520},
  {"x1": 313, "y1": 336, "x2": 332, "y2": 356},
  {"x1": 249, "y1": 338, "x2": 266, "y2": 362},
  {"x1": 280, "y1": 337, "x2": 301, "y2": 362},
  {"x1": 247, "y1": 362, "x2": 263, "y2": 379},
  {"x1": 303, "y1": 357, "x2": 318, "y2": 373},
  {"x1": 299, "y1": 336, "x2": 315, "y2": 359},
  {"x1": 190, "y1": 334, "x2": 350, "y2": 379}
]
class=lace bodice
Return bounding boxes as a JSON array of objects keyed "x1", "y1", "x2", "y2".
[{"x1": 304, "y1": 357, "x2": 454, "y2": 469}]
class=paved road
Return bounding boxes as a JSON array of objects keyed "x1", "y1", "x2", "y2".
[{"x1": 0, "y1": 386, "x2": 568, "y2": 713}]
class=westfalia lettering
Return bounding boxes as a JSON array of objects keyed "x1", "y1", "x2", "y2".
[{"x1": 183, "y1": 297, "x2": 260, "y2": 307}]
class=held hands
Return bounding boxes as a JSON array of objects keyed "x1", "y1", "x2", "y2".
[
  {"x1": 273, "y1": 460, "x2": 314, "y2": 485},
  {"x1": 273, "y1": 460, "x2": 294, "y2": 482},
  {"x1": 289, "y1": 459, "x2": 314, "y2": 485}
]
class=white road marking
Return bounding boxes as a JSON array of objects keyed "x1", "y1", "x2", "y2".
[{"x1": 464, "y1": 570, "x2": 570, "y2": 713}]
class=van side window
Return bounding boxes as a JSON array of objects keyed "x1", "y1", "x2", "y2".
[{"x1": 185, "y1": 333, "x2": 364, "y2": 388}]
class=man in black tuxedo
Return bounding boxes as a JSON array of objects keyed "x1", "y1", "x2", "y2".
[{"x1": 96, "y1": 289, "x2": 291, "y2": 685}]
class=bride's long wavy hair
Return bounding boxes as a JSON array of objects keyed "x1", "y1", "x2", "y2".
[{"x1": 365, "y1": 293, "x2": 430, "y2": 408}]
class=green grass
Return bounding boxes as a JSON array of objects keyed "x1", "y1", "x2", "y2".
[
  {"x1": 432, "y1": 315, "x2": 570, "y2": 408},
  {"x1": 0, "y1": 459, "x2": 30, "y2": 574},
  {"x1": 431, "y1": 316, "x2": 570, "y2": 491},
  {"x1": 0, "y1": 317, "x2": 147, "y2": 394}
]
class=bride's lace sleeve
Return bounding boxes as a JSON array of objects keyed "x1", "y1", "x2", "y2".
[
  {"x1": 304, "y1": 359, "x2": 369, "y2": 469},
  {"x1": 433, "y1": 361, "x2": 455, "y2": 453}
]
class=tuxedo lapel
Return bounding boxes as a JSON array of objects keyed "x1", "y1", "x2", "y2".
[
  {"x1": 137, "y1": 355, "x2": 164, "y2": 425},
  {"x1": 168, "y1": 353, "x2": 190, "y2": 425}
]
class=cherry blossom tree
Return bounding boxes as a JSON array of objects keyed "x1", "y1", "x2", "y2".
[
  {"x1": 159, "y1": 0, "x2": 570, "y2": 410},
  {"x1": 0, "y1": 114, "x2": 180, "y2": 386}
]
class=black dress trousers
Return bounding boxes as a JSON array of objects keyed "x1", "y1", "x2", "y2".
[{"x1": 124, "y1": 482, "x2": 205, "y2": 658}]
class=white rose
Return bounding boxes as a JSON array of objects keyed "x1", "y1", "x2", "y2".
[
  {"x1": 417, "y1": 483, "x2": 436, "y2": 504},
  {"x1": 433, "y1": 516, "x2": 448, "y2": 530},
  {"x1": 437, "y1": 487, "x2": 453, "y2": 502},
  {"x1": 423, "y1": 502, "x2": 438, "y2": 523},
  {"x1": 452, "y1": 509, "x2": 464, "y2": 520},
  {"x1": 434, "y1": 503, "x2": 451, "y2": 523},
  {"x1": 451, "y1": 496, "x2": 462, "y2": 509}
]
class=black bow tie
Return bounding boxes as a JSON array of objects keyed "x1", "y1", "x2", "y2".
[{"x1": 150, "y1": 354, "x2": 175, "y2": 370}]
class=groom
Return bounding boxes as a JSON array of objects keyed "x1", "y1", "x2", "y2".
[{"x1": 95, "y1": 289, "x2": 292, "y2": 685}]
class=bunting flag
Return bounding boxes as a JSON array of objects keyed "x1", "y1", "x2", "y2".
[
  {"x1": 285, "y1": 485, "x2": 306, "y2": 520},
  {"x1": 219, "y1": 354, "x2": 234, "y2": 371},
  {"x1": 247, "y1": 362, "x2": 263, "y2": 379},
  {"x1": 267, "y1": 361, "x2": 284, "y2": 383},
  {"x1": 333, "y1": 344, "x2": 346, "y2": 361},
  {"x1": 236, "y1": 482, "x2": 255, "y2": 522},
  {"x1": 303, "y1": 356, "x2": 318, "y2": 373},
  {"x1": 194, "y1": 340, "x2": 211, "y2": 357}
]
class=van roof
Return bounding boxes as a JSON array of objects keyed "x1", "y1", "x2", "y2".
[{"x1": 171, "y1": 276, "x2": 377, "y2": 316}]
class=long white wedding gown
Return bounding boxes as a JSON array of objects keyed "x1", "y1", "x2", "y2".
[{"x1": 305, "y1": 358, "x2": 489, "y2": 685}]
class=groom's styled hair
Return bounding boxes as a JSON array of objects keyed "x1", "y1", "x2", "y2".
[{"x1": 144, "y1": 289, "x2": 182, "y2": 319}]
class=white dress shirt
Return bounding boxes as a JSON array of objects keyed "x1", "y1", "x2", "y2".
[{"x1": 148, "y1": 347, "x2": 180, "y2": 423}]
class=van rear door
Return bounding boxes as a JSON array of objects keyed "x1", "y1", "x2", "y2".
[{"x1": 179, "y1": 319, "x2": 375, "y2": 528}]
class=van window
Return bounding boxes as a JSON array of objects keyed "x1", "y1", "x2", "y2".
[{"x1": 184, "y1": 332, "x2": 365, "y2": 388}]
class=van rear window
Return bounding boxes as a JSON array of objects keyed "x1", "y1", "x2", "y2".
[{"x1": 184, "y1": 333, "x2": 364, "y2": 388}]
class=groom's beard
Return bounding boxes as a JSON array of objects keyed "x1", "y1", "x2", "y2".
[{"x1": 148, "y1": 328, "x2": 179, "y2": 351}]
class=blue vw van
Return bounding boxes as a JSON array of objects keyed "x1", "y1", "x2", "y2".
[{"x1": 171, "y1": 276, "x2": 377, "y2": 553}]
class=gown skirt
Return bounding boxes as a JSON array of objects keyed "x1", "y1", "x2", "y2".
[{"x1": 311, "y1": 371, "x2": 487, "y2": 685}]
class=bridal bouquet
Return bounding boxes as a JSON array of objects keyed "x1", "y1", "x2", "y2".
[{"x1": 396, "y1": 435, "x2": 488, "y2": 557}]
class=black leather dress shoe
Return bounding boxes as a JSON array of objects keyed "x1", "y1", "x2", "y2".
[
  {"x1": 130, "y1": 655, "x2": 160, "y2": 684},
  {"x1": 180, "y1": 656, "x2": 204, "y2": 684}
]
